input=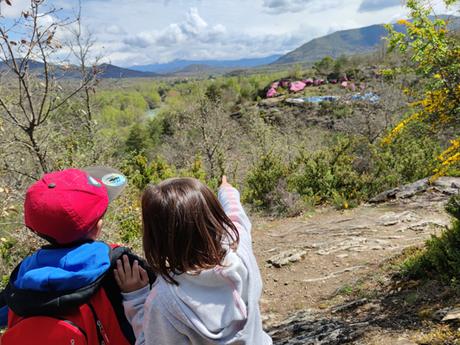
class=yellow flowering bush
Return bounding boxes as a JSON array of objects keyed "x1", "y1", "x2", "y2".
[{"x1": 385, "y1": 0, "x2": 460, "y2": 177}]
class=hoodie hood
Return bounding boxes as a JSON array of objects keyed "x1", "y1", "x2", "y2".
[
  {"x1": 164, "y1": 250, "x2": 249, "y2": 339},
  {"x1": 14, "y1": 241, "x2": 110, "y2": 292}
]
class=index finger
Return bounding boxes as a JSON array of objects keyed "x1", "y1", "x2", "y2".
[{"x1": 222, "y1": 175, "x2": 228, "y2": 184}]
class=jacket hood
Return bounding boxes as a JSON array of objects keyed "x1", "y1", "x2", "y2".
[
  {"x1": 4, "y1": 241, "x2": 112, "y2": 317},
  {"x1": 14, "y1": 241, "x2": 111, "y2": 292}
]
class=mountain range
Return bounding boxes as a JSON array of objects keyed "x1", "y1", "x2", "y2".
[
  {"x1": 273, "y1": 15, "x2": 460, "y2": 65},
  {"x1": 2, "y1": 16, "x2": 458, "y2": 78},
  {"x1": 0, "y1": 60, "x2": 158, "y2": 79},
  {"x1": 273, "y1": 24, "x2": 400, "y2": 65},
  {"x1": 129, "y1": 55, "x2": 282, "y2": 74}
]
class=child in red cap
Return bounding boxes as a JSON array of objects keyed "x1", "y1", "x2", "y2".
[{"x1": 0, "y1": 167, "x2": 153, "y2": 345}]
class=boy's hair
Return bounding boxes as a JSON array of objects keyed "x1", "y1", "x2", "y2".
[{"x1": 142, "y1": 177, "x2": 239, "y2": 285}]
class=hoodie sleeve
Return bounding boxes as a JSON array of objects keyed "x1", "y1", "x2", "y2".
[
  {"x1": 142, "y1": 307, "x2": 190, "y2": 345},
  {"x1": 123, "y1": 286, "x2": 190, "y2": 345},
  {"x1": 122, "y1": 285, "x2": 150, "y2": 344},
  {"x1": 218, "y1": 185, "x2": 251, "y2": 236}
]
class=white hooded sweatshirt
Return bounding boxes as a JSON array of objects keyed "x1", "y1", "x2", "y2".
[{"x1": 122, "y1": 185, "x2": 272, "y2": 345}]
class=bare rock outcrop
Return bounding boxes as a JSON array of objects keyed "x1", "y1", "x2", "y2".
[
  {"x1": 269, "y1": 311, "x2": 364, "y2": 345},
  {"x1": 369, "y1": 177, "x2": 460, "y2": 203}
]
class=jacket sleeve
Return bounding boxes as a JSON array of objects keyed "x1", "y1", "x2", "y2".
[{"x1": 0, "y1": 290, "x2": 7, "y2": 329}]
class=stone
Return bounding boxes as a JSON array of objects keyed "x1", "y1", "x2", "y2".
[
  {"x1": 407, "y1": 221, "x2": 448, "y2": 232},
  {"x1": 378, "y1": 211, "x2": 418, "y2": 226},
  {"x1": 370, "y1": 177, "x2": 460, "y2": 203},
  {"x1": 267, "y1": 249, "x2": 308, "y2": 268},
  {"x1": 269, "y1": 311, "x2": 364, "y2": 345},
  {"x1": 378, "y1": 212, "x2": 400, "y2": 226},
  {"x1": 441, "y1": 307, "x2": 460, "y2": 322},
  {"x1": 331, "y1": 298, "x2": 368, "y2": 313},
  {"x1": 432, "y1": 307, "x2": 452, "y2": 321},
  {"x1": 432, "y1": 177, "x2": 460, "y2": 190}
]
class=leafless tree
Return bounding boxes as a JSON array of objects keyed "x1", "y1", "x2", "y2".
[
  {"x1": 67, "y1": 0, "x2": 102, "y2": 143},
  {"x1": 0, "y1": 0, "x2": 98, "y2": 181}
]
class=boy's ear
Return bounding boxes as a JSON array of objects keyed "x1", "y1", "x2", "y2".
[
  {"x1": 87, "y1": 219, "x2": 103, "y2": 240},
  {"x1": 96, "y1": 219, "x2": 103, "y2": 234}
]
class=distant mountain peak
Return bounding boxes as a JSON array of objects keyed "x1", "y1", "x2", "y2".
[{"x1": 274, "y1": 15, "x2": 460, "y2": 65}]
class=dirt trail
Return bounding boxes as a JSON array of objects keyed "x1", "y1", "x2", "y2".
[{"x1": 252, "y1": 181, "x2": 458, "y2": 343}]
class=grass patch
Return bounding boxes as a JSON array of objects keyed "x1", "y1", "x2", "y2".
[{"x1": 417, "y1": 323, "x2": 460, "y2": 345}]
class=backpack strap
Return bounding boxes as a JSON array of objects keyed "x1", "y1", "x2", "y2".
[
  {"x1": 0, "y1": 290, "x2": 5, "y2": 308},
  {"x1": 0, "y1": 291, "x2": 8, "y2": 329},
  {"x1": 101, "y1": 246, "x2": 156, "y2": 345},
  {"x1": 87, "y1": 303, "x2": 109, "y2": 345}
]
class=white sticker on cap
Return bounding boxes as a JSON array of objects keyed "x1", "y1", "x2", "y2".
[
  {"x1": 88, "y1": 176, "x2": 102, "y2": 187},
  {"x1": 101, "y1": 173, "x2": 126, "y2": 187}
]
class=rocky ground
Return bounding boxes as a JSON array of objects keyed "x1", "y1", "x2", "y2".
[{"x1": 253, "y1": 177, "x2": 460, "y2": 344}]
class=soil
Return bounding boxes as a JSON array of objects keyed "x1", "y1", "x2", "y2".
[{"x1": 252, "y1": 188, "x2": 456, "y2": 344}]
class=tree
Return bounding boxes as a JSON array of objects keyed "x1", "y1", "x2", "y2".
[
  {"x1": 0, "y1": 0, "x2": 98, "y2": 182},
  {"x1": 384, "y1": 0, "x2": 460, "y2": 178},
  {"x1": 125, "y1": 123, "x2": 149, "y2": 154},
  {"x1": 67, "y1": 0, "x2": 101, "y2": 147},
  {"x1": 172, "y1": 88, "x2": 233, "y2": 181},
  {"x1": 313, "y1": 56, "x2": 335, "y2": 76}
]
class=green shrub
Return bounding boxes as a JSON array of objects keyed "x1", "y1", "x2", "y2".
[
  {"x1": 400, "y1": 195, "x2": 460, "y2": 283},
  {"x1": 288, "y1": 137, "x2": 365, "y2": 206},
  {"x1": 446, "y1": 193, "x2": 460, "y2": 219},
  {"x1": 180, "y1": 155, "x2": 207, "y2": 183},
  {"x1": 318, "y1": 102, "x2": 353, "y2": 119},
  {"x1": 117, "y1": 202, "x2": 142, "y2": 245},
  {"x1": 125, "y1": 123, "x2": 150, "y2": 154},
  {"x1": 243, "y1": 152, "x2": 288, "y2": 209},
  {"x1": 243, "y1": 130, "x2": 440, "y2": 213},
  {"x1": 122, "y1": 154, "x2": 176, "y2": 190},
  {"x1": 0, "y1": 237, "x2": 17, "y2": 266}
]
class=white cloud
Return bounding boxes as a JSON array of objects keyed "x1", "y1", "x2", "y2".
[
  {"x1": 262, "y1": 0, "x2": 342, "y2": 14},
  {"x1": 105, "y1": 24, "x2": 126, "y2": 35},
  {"x1": 123, "y1": 8, "x2": 226, "y2": 48},
  {"x1": 14, "y1": 0, "x2": 453, "y2": 67},
  {"x1": 358, "y1": 0, "x2": 401, "y2": 13},
  {"x1": 0, "y1": 0, "x2": 29, "y2": 18}
]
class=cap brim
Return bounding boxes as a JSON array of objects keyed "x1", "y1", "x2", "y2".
[{"x1": 83, "y1": 166, "x2": 127, "y2": 202}]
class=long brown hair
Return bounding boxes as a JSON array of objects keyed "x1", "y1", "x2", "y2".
[{"x1": 142, "y1": 177, "x2": 239, "y2": 285}]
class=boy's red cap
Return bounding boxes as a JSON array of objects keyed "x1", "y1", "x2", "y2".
[{"x1": 24, "y1": 167, "x2": 127, "y2": 245}]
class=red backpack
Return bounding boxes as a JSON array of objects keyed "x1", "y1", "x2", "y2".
[
  {"x1": 3, "y1": 288, "x2": 124, "y2": 345},
  {"x1": 0, "y1": 244, "x2": 153, "y2": 345}
]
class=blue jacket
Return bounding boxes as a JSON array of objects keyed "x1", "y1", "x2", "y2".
[{"x1": 0, "y1": 241, "x2": 112, "y2": 328}]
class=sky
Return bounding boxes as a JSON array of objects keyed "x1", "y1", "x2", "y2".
[{"x1": 0, "y1": 0, "x2": 458, "y2": 67}]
